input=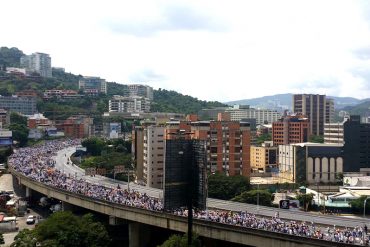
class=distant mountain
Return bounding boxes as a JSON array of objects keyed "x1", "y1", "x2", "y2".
[
  {"x1": 226, "y1": 93, "x2": 369, "y2": 111},
  {"x1": 342, "y1": 101, "x2": 370, "y2": 117}
]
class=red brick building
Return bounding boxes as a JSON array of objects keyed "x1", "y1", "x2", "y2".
[
  {"x1": 164, "y1": 117, "x2": 251, "y2": 176},
  {"x1": 272, "y1": 115, "x2": 309, "y2": 145},
  {"x1": 27, "y1": 113, "x2": 51, "y2": 129},
  {"x1": 56, "y1": 116, "x2": 93, "y2": 138}
]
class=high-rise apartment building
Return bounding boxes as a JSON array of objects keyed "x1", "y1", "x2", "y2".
[
  {"x1": 343, "y1": 115, "x2": 370, "y2": 172},
  {"x1": 292, "y1": 94, "x2": 334, "y2": 136},
  {"x1": 143, "y1": 125, "x2": 165, "y2": 188},
  {"x1": 272, "y1": 115, "x2": 309, "y2": 145},
  {"x1": 324, "y1": 119, "x2": 347, "y2": 144},
  {"x1": 78, "y1": 76, "x2": 107, "y2": 94},
  {"x1": 109, "y1": 96, "x2": 150, "y2": 113},
  {"x1": 20, "y1": 52, "x2": 52, "y2": 78},
  {"x1": 133, "y1": 117, "x2": 251, "y2": 188},
  {"x1": 165, "y1": 119, "x2": 251, "y2": 176},
  {"x1": 132, "y1": 123, "x2": 166, "y2": 188},
  {"x1": 128, "y1": 84, "x2": 153, "y2": 100}
]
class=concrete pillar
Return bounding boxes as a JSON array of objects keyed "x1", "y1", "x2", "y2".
[
  {"x1": 109, "y1": 216, "x2": 117, "y2": 226},
  {"x1": 129, "y1": 222, "x2": 150, "y2": 247},
  {"x1": 25, "y1": 187, "x2": 32, "y2": 197}
]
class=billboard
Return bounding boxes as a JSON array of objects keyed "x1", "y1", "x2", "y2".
[{"x1": 163, "y1": 139, "x2": 206, "y2": 211}]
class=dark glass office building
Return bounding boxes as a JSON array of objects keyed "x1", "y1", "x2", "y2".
[
  {"x1": 163, "y1": 139, "x2": 206, "y2": 211},
  {"x1": 343, "y1": 115, "x2": 370, "y2": 172}
]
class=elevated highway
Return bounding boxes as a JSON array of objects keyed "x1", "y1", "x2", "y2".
[
  {"x1": 57, "y1": 147, "x2": 368, "y2": 229},
  {"x1": 8, "y1": 145, "x2": 363, "y2": 247},
  {"x1": 11, "y1": 167, "x2": 351, "y2": 247}
]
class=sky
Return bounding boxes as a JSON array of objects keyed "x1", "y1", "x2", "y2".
[{"x1": 2, "y1": 0, "x2": 370, "y2": 102}]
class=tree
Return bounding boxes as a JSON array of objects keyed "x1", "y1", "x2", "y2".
[
  {"x1": 158, "y1": 233, "x2": 201, "y2": 247},
  {"x1": 0, "y1": 233, "x2": 4, "y2": 245},
  {"x1": 295, "y1": 193, "x2": 314, "y2": 211},
  {"x1": 350, "y1": 196, "x2": 370, "y2": 214},
  {"x1": 10, "y1": 112, "x2": 27, "y2": 126},
  {"x1": 232, "y1": 189, "x2": 273, "y2": 206},
  {"x1": 208, "y1": 173, "x2": 251, "y2": 200},
  {"x1": 82, "y1": 137, "x2": 106, "y2": 156},
  {"x1": 11, "y1": 212, "x2": 110, "y2": 247},
  {"x1": 9, "y1": 123, "x2": 29, "y2": 147},
  {"x1": 256, "y1": 133, "x2": 272, "y2": 145},
  {"x1": 309, "y1": 135, "x2": 324, "y2": 143}
]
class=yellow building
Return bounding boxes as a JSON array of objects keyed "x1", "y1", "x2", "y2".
[{"x1": 250, "y1": 141, "x2": 277, "y2": 173}]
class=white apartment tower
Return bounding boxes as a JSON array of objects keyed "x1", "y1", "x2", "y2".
[
  {"x1": 20, "y1": 52, "x2": 52, "y2": 77},
  {"x1": 143, "y1": 126, "x2": 165, "y2": 188}
]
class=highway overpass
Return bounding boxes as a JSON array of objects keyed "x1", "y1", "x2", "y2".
[{"x1": 9, "y1": 170, "x2": 353, "y2": 247}]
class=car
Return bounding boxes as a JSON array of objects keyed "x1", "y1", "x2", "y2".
[{"x1": 26, "y1": 215, "x2": 35, "y2": 224}]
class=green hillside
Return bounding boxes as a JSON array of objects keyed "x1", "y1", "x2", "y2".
[
  {"x1": 0, "y1": 47, "x2": 24, "y2": 69},
  {"x1": 151, "y1": 89, "x2": 226, "y2": 114},
  {"x1": 0, "y1": 47, "x2": 225, "y2": 117},
  {"x1": 343, "y1": 101, "x2": 370, "y2": 117}
]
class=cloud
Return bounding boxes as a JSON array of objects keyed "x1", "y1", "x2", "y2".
[
  {"x1": 129, "y1": 68, "x2": 167, "y2": 82},
  {"x1": 104, "y1": 3, "x2": 227, "y2": 37},
  {"x1": 352, "y1": 46, "x2": 370, "y2": 60}
]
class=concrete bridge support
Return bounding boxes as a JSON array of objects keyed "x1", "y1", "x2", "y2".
[
  {"x1": 25, "y1": 186, "x2": 32, "y2": 197},
  {"x1": 129, "y1": 222, "x2": 151, "y2": 247}
]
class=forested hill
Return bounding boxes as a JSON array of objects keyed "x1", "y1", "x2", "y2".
[
  {"x1": 151, "y1": 89, "x2": 226, "y2": 114},
  {"x1": 0, "y1": 47, "x2": 226, "y2": 116},
  {"x1": 0, "y1": 47, "x2": 24, "y2": 69}
]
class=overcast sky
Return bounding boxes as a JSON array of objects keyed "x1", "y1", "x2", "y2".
[{"x1": 2, "y1": 0, "x2": 370, "y2": 102}]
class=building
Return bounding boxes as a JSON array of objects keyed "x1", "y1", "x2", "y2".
[
  {"x1": 20, "y1": 52, "x2": 52, "y2": 78},
  {"x1": 15, "y1": 90, "x2": 38, "y2": 98},
  {"x1": 43, "y1": 89, "x2": 81, "y2": 100},
  {"x1": 0, "y1": 109, "x2": 10, "y2": 128},
  {"x1": 132, "y1": 124, "x2": 165, "y2": 188},
  {"x1": 56, "y1": 116, "x2": 93, "y2": 138},
  {"x1": 164, "y1": 138, "x2": 206, "y2": 210},
  {"x1": 109, "y1": 96, "x2": 150, "y2": 113},
  {"x1": 103, "y1": 122, "x2": 121, "y2": 139},
  {"x1": 27, "y1": 113, "x2": 51, "y2": 129},
  {"x1": 166, "y1": 118, "x2": 251, "y2": 176},
  {"x1": 78, "y1": 76, "x2": 107, "y2": 94},
  {"x1": 343, "y1": 115, "x2": 370, "y2": 172},
  {"x1": 225, "y1": 105, "x2": 281, "y2": 125},
  {"x1": 198, "y1": 107, "x2": 228, "y2": 120},
  {"x1": 278, "y1": 143, "x2": 343, "y2": 184},
  {"x1": 0, "y1": 96, "x2": 37, "y2": 115},
  {"x1": 272, "y1": 115, "x2": 309, "y2": 145},
  {"x1": 0, "y1": 130, "x2": 12, "y2": 146},
  {"x1": 133, "y1": 116, "x2": 251, "y2": 189},
  {"x1": 292, "y1": 94, "x2": 334, "y2": 136},
  {"x1": 143, "y1": 125, "x2": 165, "y2": 188},
  {"x1": 250, "y1": 141, "x2": 277, "y2": 173},
  {"x1": 132, "y1": 126, "x2": 145, "y2": 183},
  {"x1": 323, "y1": 118, "x2": 348, "y2": 144},
  {"x1": 6, "y1": 67, "x2": 26, "y2": 75},
  {"x1": 128, "y1": 84, "x2": 153, "y2": 100}
]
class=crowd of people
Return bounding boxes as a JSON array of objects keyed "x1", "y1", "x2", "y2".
[{"x1": 8, "y1": 140, "x2": 369, "y2": 245}]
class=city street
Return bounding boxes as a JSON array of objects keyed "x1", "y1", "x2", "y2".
[{"x1": 0, "y1": 174, "x2": 44, "y2": 246}]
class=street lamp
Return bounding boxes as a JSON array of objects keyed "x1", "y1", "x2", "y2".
[
  {"x1": 364, "y1": 197, "x2": 370, "y2": 218},
  {"x1": 257, "y1": 183, "x2": 260, "y2": 212}
]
